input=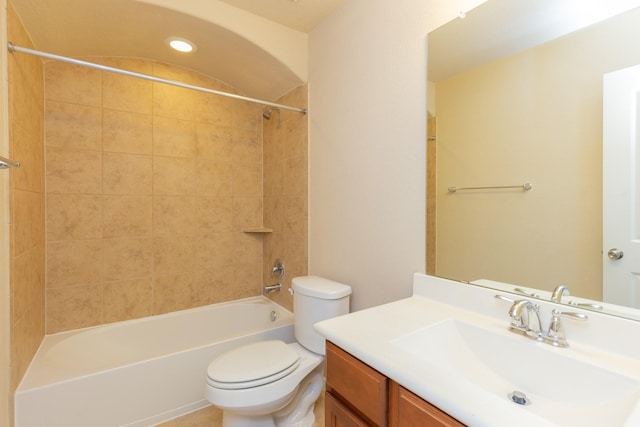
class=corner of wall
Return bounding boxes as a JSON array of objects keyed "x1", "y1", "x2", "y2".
[{"x1": 0, "y1": 2, "x2": 12, "y2": 426}]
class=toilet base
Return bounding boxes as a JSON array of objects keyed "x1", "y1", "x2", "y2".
[{"x1": 220, "y1": 369, "x2": 323, "y2": 427}]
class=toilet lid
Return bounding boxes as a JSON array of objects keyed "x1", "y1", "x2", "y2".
[{"x1": 207, "y1": 340, "x2": 300, "y2": 390}]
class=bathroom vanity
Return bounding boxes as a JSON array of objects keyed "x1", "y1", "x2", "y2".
[
  {"x1": 315, "y1": 273, "x2": 640, "y2": 427},
  {"x1": 325, "y1": 341, "x2": 464, "y2": 426}
]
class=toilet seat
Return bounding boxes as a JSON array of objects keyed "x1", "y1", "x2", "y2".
[{"x1": 206, "y1": 340, "x2": 300, "y2": 390}]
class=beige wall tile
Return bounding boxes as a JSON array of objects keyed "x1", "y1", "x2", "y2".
[
  {"x1": 233, "y1": 263, "x2": 262, "y2": 297},
  {"x1": 8, "y1": 5, "x2": 46, "y2": 406},
  {"x1": 195, "y1": 92, "x2": 233, "y2": 125},
  {"x1": 233, "y1": 127, "x2": 262, "y2": 164},
  {"x1": 46, "y1": 147, "x2": 102, "y2": 194},
  {"x1": 153, "y1": 272, "x2": 197, "y2": 314},
  {"x1": 196, "y1": 123, "x2": 232, "y2": 161},
  {"x1": 153, "y1": 157, "x2": 195, "y2": 196},
  {"x1": 196, "y1": 197, "x2": 233, "y2": 233},
  {"x1": 195, "y1": 159, "x2": 232, "y2": 197},
  {"x1": 103, "y1": 109, "x2": 152, "y2": 155},
  {"x1": 153, "y1": 116, "x2": 196, "y2": 158},
  {"x1": 103, "y1": 238, "x2": 153, "y2": 281},
  {"x1": 195, "y1": 233, "x2": 235, "y2": 271},
  {"x1": 46, "y1": 285, "x2": 102, "y2": 333},
  {"x1": 195, "y1": 269, "x2": 233, "y2": 306},
  {"x1": 264, "y1": 160, "x2": 284, "y2": 197},
  {"x1": 153, "y1": 82, "x2": 195, "y2": 121},
  {"x1": 45, "y1": 100, "x2": 102, "y2": 150},
  {"x1": 153, "y1": 196, "x2": 196, "y2": 236},
  {"x1": 46, "y1": 194, "x2": 102, "y2": 241},
  {"x1": 11, "y1": 190, "x2": 33, "y2": 257},
  {"x1": 10, "y1": 252, "x2": 31, "y2": 322},
  {"x1": 283, "y1": 117, "x2": 307, "y2": 158},
  {"x1": 10, "y1": 122, "x2": 44, "y2": 193},
  {"x1": 263, "y1": 196, "x2": 285, "y2": 233},
  {"x1": 234, "y1": 232, "x2": 262, "y2": 264},
  {"x1": 103, "y1": 195, "x2": 152, "y2": 238},
  {"x1": 233, "y1": 198, "x2": 263, "y2": 230},
  {"x1": 152, "y1": 61, "x2": 201, "y2": 85},
  {"x1": 284, "y1": 155, "x2": 307, "y2": 197},
  {"x1": 153, "y1": 236, "x2": 196, "y2": 274},
  {"x1": 40, "y1": 60, "x2": 304, "y2": 334},
  {"x1": 103, "y1": 152, "x2": 153, "y2": 195},
  {"x1": 102, "y1": 58, "x2": 152, "y2": 114},
  {"x1": 47, "y1": 239, "x2": 103, "y2": 288},
  {"x1": 232, "y1": 163, "x2": 262, "y2": 198},
  {"x1": 45, "y1": 60, "x2": 102, "y2": 107},
  {"x1": 261, "y1": 85, "x2": 309, "y2": 312},
  {"x1": 283, "y1": 196, "x2": 307, "y2": 236},
  {"x1": 103, "y1": 278, "x2": 153, "y2": 323}
]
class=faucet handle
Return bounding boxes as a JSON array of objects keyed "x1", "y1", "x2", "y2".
[
  {"x1": 544, "y1": 309, "x2": 588, "y2": 347},
  {"x1": 494, "y1": 294, "x2": 515, "y2": 304}
]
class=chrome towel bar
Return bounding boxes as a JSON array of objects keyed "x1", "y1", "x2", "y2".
[
  {"x1": 0, "y1": 156, "x2": 20, "y2": 169},
  {"x1": 448, "y1": 182, "x2": 532, "y2": 193}
]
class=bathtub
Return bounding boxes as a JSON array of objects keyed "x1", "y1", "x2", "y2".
[{"x1": 15, "y1": 297, "x2": 294, "y2": 427}]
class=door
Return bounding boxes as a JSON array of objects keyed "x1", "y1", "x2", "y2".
[{"x1": 603, "y1": 63, "x2": 640, "y2": 307}]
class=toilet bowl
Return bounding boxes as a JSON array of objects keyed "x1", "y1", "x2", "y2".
[{"x1": 204, "y1": 276, "x2": 351, "y2": 427}]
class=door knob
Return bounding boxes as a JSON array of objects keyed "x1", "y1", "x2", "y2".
[{"x1": 608, "y1": 248, "x2": 624, "y2": 260}]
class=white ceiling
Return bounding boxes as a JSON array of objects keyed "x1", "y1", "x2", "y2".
[
  {"x1": 9, "y1": 0, "x2": 346, "y2": 100},
  {"x1": 218, "y1": 0, "x2": 347, "y2": 33}
]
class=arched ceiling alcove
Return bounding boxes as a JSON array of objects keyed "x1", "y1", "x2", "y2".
[{"x1": 9, "y1": 0, "x2": 337, "y2": 100}]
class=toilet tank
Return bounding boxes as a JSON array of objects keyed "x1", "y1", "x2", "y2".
[{"x1": 292, "y1": 276, "x2": 351, "y2": 355}]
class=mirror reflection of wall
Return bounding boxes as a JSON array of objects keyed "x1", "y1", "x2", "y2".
[{"x1": 428, "y1": 6, "x2": 640, "y2": 302}]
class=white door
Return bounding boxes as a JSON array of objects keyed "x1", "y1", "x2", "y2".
[{"x1": 603, "y1": 64, "x2": 640, "y2": 307}]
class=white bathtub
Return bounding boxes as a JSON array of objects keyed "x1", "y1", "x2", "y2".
[{"x1": 15, "y1": 297, "x2": 295, "y2": 427}]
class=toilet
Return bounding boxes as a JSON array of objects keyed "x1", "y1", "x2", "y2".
[{"x1": 205, "y1": 276, "x2": 352, "y2": 427}]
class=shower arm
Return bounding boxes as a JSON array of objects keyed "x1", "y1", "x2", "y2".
[{"x1": 7, "y1": 42, "x2": 307, "y2": 115}]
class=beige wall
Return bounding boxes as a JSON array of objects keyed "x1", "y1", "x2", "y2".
[
  {"x1": 262, "y1": 86, "x2": 309, "y2": 311},
  {"x1": 0, "y1": 1, "x2": 9, "y2": 425},
  {"x1": 435, "y1": 8, "x2": 640, "y2": 299},
  {"x1": 43, "y1": 58, "x2": 276, "y2": 333},
  {"x1": 307, "y1": 0, "x2": 476, "y2": 311},
  {"x1": 6, "y1": 1, "x2": 45, "y2": 424}
]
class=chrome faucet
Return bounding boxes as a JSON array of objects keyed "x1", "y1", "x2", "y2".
[
  {"x1": 550, "y1": 284, "x2": 570, "y2": 303},
  {"x1": 495, "y1": 294, "x2": 588, "y2": 347},
  {"x1": 507, "y1": 299, "x2": 543, "y2": 340},
  {"x1": 263, "y1": 283, "x2": 282, "y2": 296}
]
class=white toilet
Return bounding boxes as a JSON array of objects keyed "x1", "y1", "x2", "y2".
[{"x1": 204, "y1": 276, "x2": 352, "y2": 427}]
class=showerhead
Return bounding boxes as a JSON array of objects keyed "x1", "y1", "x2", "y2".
[{"x1": 263, "y1": 108, "x2": 279, "y2": 120}]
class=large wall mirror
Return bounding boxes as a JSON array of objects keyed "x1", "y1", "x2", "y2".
[{"x1": 427, "y1": 0, "x2": 640, "y2": 320}]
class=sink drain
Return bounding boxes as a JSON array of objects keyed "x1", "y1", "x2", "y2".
[{"x1": 508, "y1": 391, "x2": 530, "y2": 405}]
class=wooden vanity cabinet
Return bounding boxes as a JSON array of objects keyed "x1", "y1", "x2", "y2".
[
  {"x1": 325, "y1": 341, "x2": 388, "y2": 426},
  {"x1": 389, "y1": 382, "x2": 465, "y2": 427},
  {"x1": 325, "y1": 341, "x2": 466, "y2": 427}
]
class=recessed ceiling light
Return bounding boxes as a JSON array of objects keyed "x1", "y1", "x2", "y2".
[{"x1": 165, "y1": 37, "x2": 197, "y2": 53}]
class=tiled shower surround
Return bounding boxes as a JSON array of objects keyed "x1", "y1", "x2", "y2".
[{"x1": 43, "y1": 57, "x2": 308, "y2": 333}]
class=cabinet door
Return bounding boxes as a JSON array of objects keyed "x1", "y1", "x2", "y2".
[
  {"x1": 326, "y1": 341, "x2": 387, "y2": 426},
  {"x1": 389, "y1": 382, "x2": 466, "y2": 427},
  {"x1": 325, "y1": 392, "x2": 371, "y2": 427}
]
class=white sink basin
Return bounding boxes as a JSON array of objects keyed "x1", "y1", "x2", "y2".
[{"x1": 392, "y1": 319, "x2": 640, "y2": 426}]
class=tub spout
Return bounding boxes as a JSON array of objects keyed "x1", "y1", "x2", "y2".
[{"x1": 264, "y1": 283, "x2": 282, "y2": 296}]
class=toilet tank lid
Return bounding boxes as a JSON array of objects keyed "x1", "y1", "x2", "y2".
[{"x1": 292, "y1": 276, "x2": 352, "y2": 299}]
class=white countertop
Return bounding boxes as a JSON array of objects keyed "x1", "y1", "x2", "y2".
[{"x1": 314, "y1": 273, "x2": 640, "y2": 427}]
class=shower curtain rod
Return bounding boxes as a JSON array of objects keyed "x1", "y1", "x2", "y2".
[{"x1": 7, "y1": 42, "x2": 308, "y2": 115}]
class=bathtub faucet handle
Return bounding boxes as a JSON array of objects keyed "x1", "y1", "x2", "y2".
[
  {"x1": 271, "y1": 259, "x2": 285, "y2": 280},
  {"x1": 264, "y1": 283, "x2": 282, "y2": 296}
]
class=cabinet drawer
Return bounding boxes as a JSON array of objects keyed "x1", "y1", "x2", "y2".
[
  {"x1": 389, "y1": 382, "x2": 466, "y2": 427},
  {"x1": 326, "y1": 341, "x2": 388, "y2": 426},
  {"x1": 325, "y1": 392, "x2": 370, "y2": 427}
]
